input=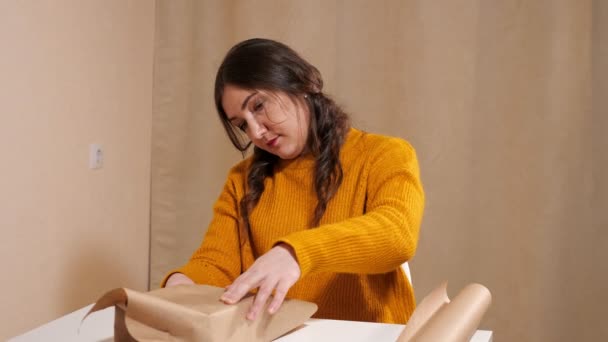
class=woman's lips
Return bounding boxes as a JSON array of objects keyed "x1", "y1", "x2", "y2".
[{"x1": 267, "y1": 137, "x2": 279, "y2": 147}]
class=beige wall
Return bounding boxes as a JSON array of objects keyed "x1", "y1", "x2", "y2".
[{"x1": 0, "y1": 1, "x2": 155, "y2": 339}]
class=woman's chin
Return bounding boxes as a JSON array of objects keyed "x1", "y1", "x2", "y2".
[
  {"x1": 275, "y1": 149, "x2": 299, "y2": 160},
  {"x1": 256, "y1": 144, "x2": 301, "y2": 160},
  {"x1": 277, "y1": 152, "x2": 296, "y2": 160}
]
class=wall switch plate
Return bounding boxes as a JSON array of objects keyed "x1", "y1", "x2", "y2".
[{"x1": 89, "y1": 143, "x2": 103, "y2": 169}]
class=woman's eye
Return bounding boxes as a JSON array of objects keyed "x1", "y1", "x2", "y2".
[
  {"x1": 253, "y1": 101, "x2": 264, "y2": 112},
  {"x1": 238, "y1": 122, "x2": 248, "y2": 132}
]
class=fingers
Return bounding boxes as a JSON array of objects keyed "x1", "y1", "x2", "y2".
[
  {"x1": 247, "y1": 280, "x2": 277, "y2": 320},
  {"x1": 267, "y1": 280, "x2": 290, "y2": 315},
  {"x1": 165, "y1": 273, "x2": 194, "y2": 287},
  {"x1": 220, "y1": 245, "x2": 301, "y2": 320},
  {"x1": 222, "y1": 273, "x2": 292, "y2": 320},
  {"x1": 221, "y1": 272, "x2": 260, "y2": 304},
  {"x1": 221, "y1": 273, "x2": 280, "y2": 321}
]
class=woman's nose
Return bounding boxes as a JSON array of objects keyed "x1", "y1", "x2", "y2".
[{"x1": 249, "y1": 118, "x2": 268, "y2": 140}]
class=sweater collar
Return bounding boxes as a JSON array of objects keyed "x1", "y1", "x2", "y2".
[
  {"x1": 276, "y1": 152, "x2": 316, "y2": 171},
  {"x1": 275, "y1": 128, "x2": 360, "y2": 171}
]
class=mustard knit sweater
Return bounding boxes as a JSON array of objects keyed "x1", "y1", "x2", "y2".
[{"x1": 163, "y1": 128, "x2": 425, "y2": 323}]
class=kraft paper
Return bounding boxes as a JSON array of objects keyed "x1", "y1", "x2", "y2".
[
  {"x1": 398, "y1": 283, "x2": 492, "y2": 342},
  {"x1": 82, "y1": 284, "x2": 318, "y2": 342}
]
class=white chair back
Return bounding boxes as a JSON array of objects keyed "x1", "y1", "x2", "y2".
[{"x1": 401, "y1": 262, "x2": 412, "y2": 286}]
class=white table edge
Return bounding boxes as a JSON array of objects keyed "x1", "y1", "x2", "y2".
[{"x1": 9, "y1": 304, "x2": 493, "y2": 342}]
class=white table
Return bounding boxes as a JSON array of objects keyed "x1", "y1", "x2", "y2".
[{"x1": 10, "y1": 305, "x2": 493, "y2": 342}]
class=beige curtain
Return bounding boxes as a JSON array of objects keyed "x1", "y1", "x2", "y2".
[{"x1": 150, "y1": 1, "x2": 608, "y2": 340}]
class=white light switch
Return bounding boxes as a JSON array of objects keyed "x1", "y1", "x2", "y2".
[{"x1": 89, "y1": 144, "x2": 104, "y2": 169}]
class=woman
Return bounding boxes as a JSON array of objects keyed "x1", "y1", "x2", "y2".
[{"x1": 163, "y1": 38, "x2": 424, "y2": 324}]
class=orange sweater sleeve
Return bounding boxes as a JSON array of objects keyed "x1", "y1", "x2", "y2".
[
  {"x1": 275, "y1": 138, "x2": 424, "y2": 276},
  {"x1": 160, "y1": 165, "x2": 244, "y2": 287}
]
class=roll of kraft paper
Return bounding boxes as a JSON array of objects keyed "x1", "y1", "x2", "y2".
[
  {"x1": 397, "y1": 283, "x2": 492, "y2": 342},
  {"x1": 81, "y1": 284, "x2": 318, "y2": 342}
]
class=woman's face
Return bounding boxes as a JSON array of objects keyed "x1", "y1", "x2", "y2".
[{"x1": 222, "y1": 85, "x2": 310, "y2": 159}]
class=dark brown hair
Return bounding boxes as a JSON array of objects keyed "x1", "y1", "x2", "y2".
[{"x1": 214, "y1": 38, "x2": 350, "y2": 233}]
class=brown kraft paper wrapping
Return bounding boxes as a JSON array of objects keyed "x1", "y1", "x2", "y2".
[
  {"x1": 398, "y1": 283, "x2": 492, "y2": 342},
  {"x1": 82, "y1": 284, "x2": 318, "y2": 342}
]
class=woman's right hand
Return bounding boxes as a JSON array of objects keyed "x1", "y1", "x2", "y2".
[{"x1": 165, "y1": 273, "x2": 195, "y2": 287}]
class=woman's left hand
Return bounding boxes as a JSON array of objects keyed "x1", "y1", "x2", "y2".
[{"x1": 220, "y1": 243, "x2": 301, "y2": 320}]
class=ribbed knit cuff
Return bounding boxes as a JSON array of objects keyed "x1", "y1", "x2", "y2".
[{"x1": 273, "y1": 236, "x2": 321, "y2": 277}]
